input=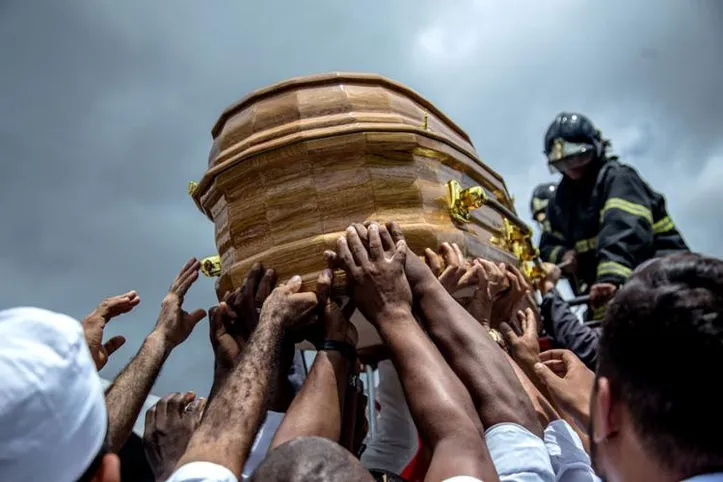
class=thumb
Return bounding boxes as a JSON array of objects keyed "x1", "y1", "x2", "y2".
[
  {"x1": 424, "y1": 248, "x2": 442, "y2": 275},
  {"x1": 394, "y1": 240, "x2": 408, "y2": 264},
  {"x1": 286, "y1": 275, "x2": 303, "y2": 293},
  {"x1": 209, "y1": 303, "x2": 227, "y2": 336},
  {"x1": 534, "y1": 362, "x2": 561, "y2": 389},
  {"x1": 498, "y1": 321, "x2": 517, "y2": 343},
  {"x1": 188, "y1": 308, "x2": 207, "y2": 325},
  {"x1": 103, "y1": 336, "x2": 126, "y2": 356}
]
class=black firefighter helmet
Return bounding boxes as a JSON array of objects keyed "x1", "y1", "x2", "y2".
[
  {"x1": 544, "y1": 112, "x2": 603, "y2": 174},
  {"x1": 530, "y1": 182, "x2": 557, "y2": 223}
]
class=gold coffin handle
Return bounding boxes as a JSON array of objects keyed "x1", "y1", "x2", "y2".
[
  {"x1": 200, "y1": 255, "x2": 222, "y2": 278},
  {"x1": 447, "y1": 180, "x2": 488, "y2": 224},
  {"x1": 447, "y1": 180, "x2": 547, "y2": 284}
]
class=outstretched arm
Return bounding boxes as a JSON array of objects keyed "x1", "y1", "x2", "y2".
[
  {"x1": 105, "y1": 259, "x2": 206, "y2": 452},
  {"x1": 335, "y1": 224, "x2": 498, "y2": 482},
  {"x1": 270, "y1": 269, "x2": 356, "y2": 448},
  {"x1": 175, "y1": 276, "x2": 317, "y2": 478},
  {"x1": 386, "y1": 222, "x2": 542, "y2": 437}
]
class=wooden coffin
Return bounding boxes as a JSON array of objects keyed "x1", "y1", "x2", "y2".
[{"x1": 191, "y1": 72, "x2": 530, "y2": 349}]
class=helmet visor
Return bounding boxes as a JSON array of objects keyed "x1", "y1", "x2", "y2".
[{"x1": 546, "y1": 139, "x2": 596, "y2": 174}]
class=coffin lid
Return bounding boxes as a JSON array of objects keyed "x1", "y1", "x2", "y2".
[
  {"x1": 211, "y1": 72, "x2": 472, "y2": 143},
  {"x1": 192, "y1": 72, "x2": 498, "y2": 218}
]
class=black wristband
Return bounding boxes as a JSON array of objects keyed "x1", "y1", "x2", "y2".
[{"x1": 319, "y1": 339, "x2": 356, "y2": 363}]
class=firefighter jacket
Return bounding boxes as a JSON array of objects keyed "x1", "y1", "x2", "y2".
[{"x1": 539, "y1": 158, "x2": 689, "y2": 293}]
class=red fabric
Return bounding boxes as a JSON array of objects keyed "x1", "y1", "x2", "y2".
[{"x1": 400, "y1": 435, "x2": 429, "y2": 482}]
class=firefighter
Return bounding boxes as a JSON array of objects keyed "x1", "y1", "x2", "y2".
[
  {"x1": 530, "y1": 182, "x2": 557, "y2": 228},
  {"x1": 538, "y1": 112, "x2": 688, "y2": 316}
]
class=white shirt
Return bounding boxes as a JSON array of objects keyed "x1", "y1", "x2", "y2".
[
  {"x1": 685, "y1": 475, "x2": 723, "y2": 482},
  {"x1": 168, "y1": 418, "x2": 558, "y2": 482},
  {"x1": 361, "y1": 360, "x2": 419, "y2": 474},
  {"x1": 486, "y1": 423, "x2": 556, "y2": 482},
  {"x1": 544, "y1": 420, "x2": 600, "y2": 482},
  {"x1": 167, "y1": 461, "x2": 237, "y2": 482},
  {"x1": 167, "y1": 410, "x2": 284, "y2": 482}
]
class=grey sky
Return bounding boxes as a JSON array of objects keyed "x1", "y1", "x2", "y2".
[{"x1": 1, "y1": 0, "x2": 721, "y2": 396}]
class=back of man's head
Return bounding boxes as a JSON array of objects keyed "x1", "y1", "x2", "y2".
[
  {"x1": 251, "y1": 436, "x2": 375, "y2": 482},
  {"x1": 598, "y1": 253, "x2": 723, "y2": 476},
  {"x1": 0, "y1": 307, "x2": 116, "y2": 482}
]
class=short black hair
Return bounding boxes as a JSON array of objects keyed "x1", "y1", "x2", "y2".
[
  {"x1": 598, "y1": 253, "x2": 723, "y2": 476},
  {"x1": 250, "y1": 437, "x2": 375, "y2": 482}
]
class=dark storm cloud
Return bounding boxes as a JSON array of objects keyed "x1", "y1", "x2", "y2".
[{"x1": 1, "y1": 0, "x2": 721, "y2": 395}]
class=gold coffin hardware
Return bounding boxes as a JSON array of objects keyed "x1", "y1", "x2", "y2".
[
  {"x1": 447, "y1": 180, "x2": 545, "y2": 281},
  {"x1": 200, "y1": 255, "x2": 222, "y2": 277},
  {"x1": 490, "y1": 218, "x2": 546, "y2": 282},
  {"x1": 188, "y1": 181, "x2": 199, "y2": 196},
  {"x1": 447, "y1": 180, "x2": 488, "y2": 224}
]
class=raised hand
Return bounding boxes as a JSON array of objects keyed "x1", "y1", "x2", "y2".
[
  {"x1": 534, "y1": 349, "x2": 594, "y2": 431},
  {"x1": 259, "y1": 275, "x2": 318, "y2": 332},
  {"x1": 210, "y1": 265, "x2": 278, "y2": 371},
  {"x1": 500, "y1": 308, "x2": 541, "y2": 368},
  {"x1": 467, "y1": 259, "x2": 507, "y2": 328},
  {"x1": 424, "y1": 242, "x2": 475, "y2": 294},
  {"x1": 144, "y1": 392, "x2": 206, "y2": 481},
  {"x1": 82, "y1": 290, "x2": 140, "y2": 369},
  {"x1": 315, "y1": 268, "x2": 358, "y2": 346},
  {"x1": 491, "y1": 263, "x2": 531, "y2": 327},
  {"x1": 537, "y1": 262, "x2": 561, "y2": 295},
  {"x1": 224, "y1": 263, "x2": 278, "y2": 339},
  {"x1": 154, "y1": 258, "x2": 207, "y2": 348},
  {"x1": 385, "y1": 221, "x2": 437, "y2": 292},
  {"x1": 334, "y1": 223, "x2": 412, "y2": 326},
  {"x1": 208, "y1": 302, "x2": 243, "y2": 374}
]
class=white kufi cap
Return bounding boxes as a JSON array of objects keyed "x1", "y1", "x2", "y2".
[{"x1": 0, "y1": 307, "x2": 108, "y2": 482}]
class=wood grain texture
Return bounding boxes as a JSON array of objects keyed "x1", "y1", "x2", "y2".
[{"x1": 192, "y1": 72, "x2": 525, "y2": 349}]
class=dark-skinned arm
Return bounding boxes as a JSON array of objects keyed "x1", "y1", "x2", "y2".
[
  {"x1": 336, "y1": 224, "x2": 498, "y2": 482},
  {"x1": 270, "y1": 270, "x2": 355, "y2": 447},
  {"x1": 175, "y1": 276, "x2": 317, "y2": 478},
  {"x1": 105, "y1": 259, "x2": 207, "y2": 453},
  {"x1": 385, "y1": 222, "x2": 543, "y2": 437},
  {"x1": 207, "y1": 264, "x2": 295, "y2": 412}
]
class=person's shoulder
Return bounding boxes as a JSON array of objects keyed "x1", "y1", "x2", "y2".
[
  {"x1": 598, "y1": 159, "x2": 651, "y2": 195},
  {"x1": 602, "y1": 158, "x2": 643, "y2": 180}
]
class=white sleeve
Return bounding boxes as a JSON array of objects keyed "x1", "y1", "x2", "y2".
[
  {"x1": 442, "y1": 477, "x2": 485, "y2": 482},
  {"x1": 166, "y1": 461, "x2": 238, "y2": 482},
  {"x1": 485, "y1": 423, "x2": 556, "y2": 482},
  {"x1": 544, "y1": 420, "x2": 602, "y2": 482}
]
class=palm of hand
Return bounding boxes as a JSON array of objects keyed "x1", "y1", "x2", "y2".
[
  {"x1": 81, "y1": 291, "x2": 139, "y2": 369},
  {"x1": 154, "y1": 258, "x2": 207, "y2": 347},
  {"x1": 158, "y1": 294, "x2": 202, "y2": 346}
]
